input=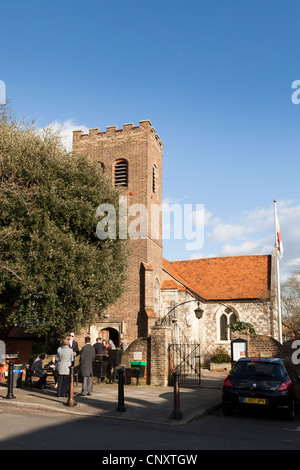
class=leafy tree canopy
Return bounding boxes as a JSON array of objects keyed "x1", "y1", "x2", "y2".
[
  {"x1": 281, "y1": 268, "x2": 300, "y2": 340},
  {"x1": 0, "y1": 107, "x2": 128, "y2": 338}
]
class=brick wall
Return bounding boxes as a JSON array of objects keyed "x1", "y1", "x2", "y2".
[
  {"x1": 231, "y1": 330, "x2": 299, "y2": 372},
  {"x1": 5, "y1": 339, "x2": 33, "y2": 365},
  {"x1": 73, "y1": 121, "x2": 163, "y2": 347},
  {"x1": 122, "y1": 337, "x2": 150, "y2": 385},
  {"x1": 150, "y1": 325, "x2": 172, "y2": 386},
  {"x1": 248, "y1": 335, "x2": 280, "y2": 358}
]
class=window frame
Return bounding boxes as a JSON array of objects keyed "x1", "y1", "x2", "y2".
[
  {"x1": 113, "y1": 159, "x2": 128, "y2": 187},
  {"x1": 216, "y1": 307, "x2": 238, "y2": 343}
]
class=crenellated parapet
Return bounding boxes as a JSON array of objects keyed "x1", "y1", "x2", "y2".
[{"x1": 73, "y1": 119, "x2": 163, "y2": 149}]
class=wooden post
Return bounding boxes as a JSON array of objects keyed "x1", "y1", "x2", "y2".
[{"x1": 67, "y1": 366, "x2": 77, "y2": 407}]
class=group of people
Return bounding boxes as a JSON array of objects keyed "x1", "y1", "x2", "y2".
[
  {"x1": 31, "y1": 333, "x2": 127, "y2": 398},
  {"x1": 93, "y1": 337, "x2": 121, "y2": 354}
]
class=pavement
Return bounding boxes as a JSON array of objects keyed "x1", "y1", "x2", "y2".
[{"x1": 0, "y1": 370, "x2": 226, "y2": 425}]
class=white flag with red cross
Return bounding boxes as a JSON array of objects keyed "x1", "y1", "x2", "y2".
[{"x1": 274, "y1": 202, "x2": 284, "y2": 258}]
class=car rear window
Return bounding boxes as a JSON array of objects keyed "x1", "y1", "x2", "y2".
[{"x1": 232, "y1": 361, "x2": 287, "y2": 379}]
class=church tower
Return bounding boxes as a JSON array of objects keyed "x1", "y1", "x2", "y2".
[{"x1": 73, "y1": 120, "x2": 163, "y2": 347}]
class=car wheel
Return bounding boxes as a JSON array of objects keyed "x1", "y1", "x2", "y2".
[
  {"x1": 222, "y1": 403, "x2": 234, "y2": 416},
  {"x1": 286, "y1": 399, "x2": 295, "y2": 421}
]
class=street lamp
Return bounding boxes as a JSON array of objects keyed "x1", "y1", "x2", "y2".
[
  {"x1": 158, "y1": 298, "x2": 205, "y2": 325},
  {"x1": 194, "y1": 302, "x2": 204, "y2": 319}
]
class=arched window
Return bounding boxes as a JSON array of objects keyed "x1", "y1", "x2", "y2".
[
  {"x1": 229, "y1": 312, "x2": 238, "y2": 340},
  {"x1": 154, "y1": 278, "x2": 160, "y2": 316},
  {"x1": 114, "y1": 159, "x2": 128, "y2": 187},
  {"x1": 152, "y1": 164, "x2": 157, "y2": 193},
  {"x1": 220, "y1": 314, "x2": 228, "y2": 341},
  {"x1": 218, "y1": 308, "x2": 238, "y2": 342}
]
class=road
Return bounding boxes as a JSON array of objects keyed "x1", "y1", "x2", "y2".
[{"x1": 0, "y1": 406, "x2": 300, "y2": 451}]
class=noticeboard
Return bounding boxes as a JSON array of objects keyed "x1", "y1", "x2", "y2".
[
  {"x1": 231, "y1": 338, "x2": 247, "y2": 362},
  {"x1": 133, "y1": 351, "x2": 142, "y2": 361}
]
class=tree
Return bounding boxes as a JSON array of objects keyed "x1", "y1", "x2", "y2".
[
  {"x1": 0, "y1": 106, "x2": 128, "y2": 338},
  {"x1": 281, "y1": 268, "x2": 300, "y2": 340}
]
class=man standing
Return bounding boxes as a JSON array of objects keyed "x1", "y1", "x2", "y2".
[
  {"x1": 68, "y1": 332, "x2": 79, "y2": 359},
  {"x1": 79, "y1": 336, "x2": 95, "y2": 396}
]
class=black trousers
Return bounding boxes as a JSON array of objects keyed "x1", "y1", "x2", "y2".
[
  {"x1": 34, "y1": 373, "x2": 47, "y2": 389},
  {"x1": 57, "y1": 374, "x2": 70, "y2": 397}
]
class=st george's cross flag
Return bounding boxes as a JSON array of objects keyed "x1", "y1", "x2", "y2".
[{"x1": 274, "y1": 202, "x2": 284, "y2": 258}]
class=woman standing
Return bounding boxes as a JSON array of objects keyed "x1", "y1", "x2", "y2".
[{"x1": 56, "y1": 339, "x2": 74, "y2": 397}]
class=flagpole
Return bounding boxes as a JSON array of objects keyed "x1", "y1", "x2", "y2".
[{"x1": 274, "y1": 200, "x2": 283, "y2": 344}]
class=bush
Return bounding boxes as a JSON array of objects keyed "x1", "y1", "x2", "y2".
[
  {"x1": 229, "y1": 321, "x2": 256, "y2": 335},
  {"x1": 210, "y1": 353, "x2": 231, "y2": 364}
]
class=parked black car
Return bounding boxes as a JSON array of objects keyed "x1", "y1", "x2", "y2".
[{"x1": 222, "y1": 358, "x2": 300, "y2": 420}]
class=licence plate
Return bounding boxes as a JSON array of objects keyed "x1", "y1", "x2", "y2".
[{"x1": 240, "y1": 397, "x2": 267, "y2": 405}]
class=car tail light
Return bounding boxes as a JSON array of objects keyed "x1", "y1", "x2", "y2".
[
  {"x1": 276, "y1": 380, "x2": 292, "y2": 391},
  {"x1": 223, "y1": 376, "x2": 234, "y2": 387}
]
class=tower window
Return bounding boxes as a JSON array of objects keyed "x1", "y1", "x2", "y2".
[
  {"x1": 154, "y1": 278, "x2": 160, "y2": 316},
  {"x1": 114, "y1": 159, "x2": 128, "y2": 187},
  {"x1": 152, "y1": 165, "x2": 157, "y2": 193}
]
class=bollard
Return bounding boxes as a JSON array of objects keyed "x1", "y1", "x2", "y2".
[
  {"x1": 5, "y1": 362, "x2": 16, "y2": 399},
  {"x1": 117, "y1": 367, "x2": 126, "y2": 412},
  {"x1": 170, "y1": 371, "x2": 183, "y2": 420},
  {"x1": 67, "y1": 366, "x2": 77, "y2": 407}
]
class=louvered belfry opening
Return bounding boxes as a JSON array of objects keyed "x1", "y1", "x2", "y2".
[
  {"x1": 114, "y1": 159, "x2": 128, "y2": 187},
  {"x1": 152, "y1": 165, "x2": 157, "y2": 193}
]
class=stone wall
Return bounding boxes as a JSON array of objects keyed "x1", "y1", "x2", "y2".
[{"x1": 201, "y1": 300, "x2": 277, "y2": 362}]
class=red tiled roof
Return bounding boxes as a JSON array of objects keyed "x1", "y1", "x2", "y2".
[
  {"x1": 145, "y1": 308, "x2": 157, "y2": 318},
  {"x1": 163, "y1": 255, "x2": 271, "y2": 301},
  {"x1": 161, "y1": 280, "x2": 179, "y2": 290},
  {"x1": 161, "y1": 279, "x2": 192, "y2": 293}
]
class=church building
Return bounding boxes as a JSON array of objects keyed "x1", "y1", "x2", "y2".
[{"x1": 73, "y1": 120, "x2": 279, "y2": 362}]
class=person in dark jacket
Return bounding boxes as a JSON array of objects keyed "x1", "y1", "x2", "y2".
[
  {"x1": 79, "y1": 337, "x2": 95, "y2": 396},
  {"x1": 68, "y1": 332, "x2": 79, "y2": 364},
  {"x1": 93, "y1": 337, "x2": 106, "y2": 356},
  {"x1": 31, "y1": 353, "x2": 47, "y2": 389}
]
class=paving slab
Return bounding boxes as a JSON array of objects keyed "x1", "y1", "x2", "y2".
[{"x1": 0, "y1": 370, "x2": 226, "y2": 425}]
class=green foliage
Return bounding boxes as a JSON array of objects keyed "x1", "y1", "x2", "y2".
[
  {"x1": 0, "y1": 106, "x2": 128, "y2": 337},
  {"x1": 210, "y1": 353, "x2": 231, "y2": 364},
  {"x1": 281, "y1": 268, "x2": 300, "y2": 339},
  {"x1": 229, "y1": 321, "x2": 256, "y2": 336}
]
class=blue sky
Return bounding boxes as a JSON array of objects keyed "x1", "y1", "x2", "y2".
[{"x1": 1, "y1": 0, "x2": 300, "y2": 277}]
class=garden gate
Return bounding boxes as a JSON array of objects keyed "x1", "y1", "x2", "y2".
[{"x1": 169, "y1": 343, "x2": 201, "y2": 385}]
